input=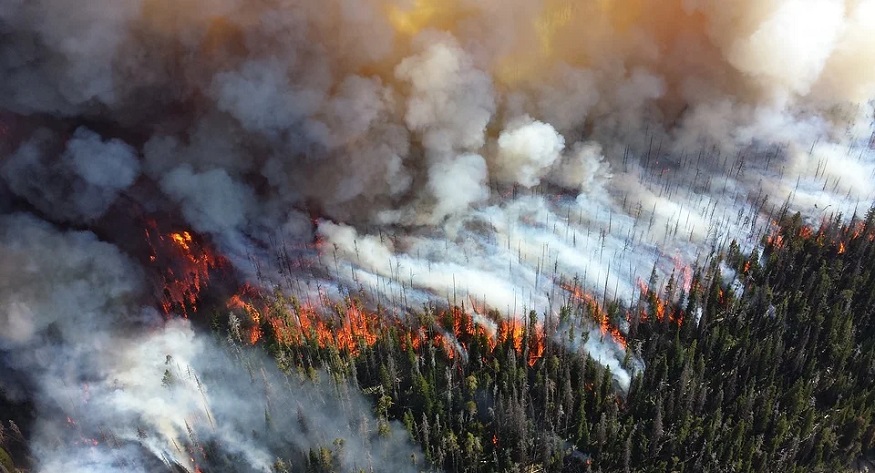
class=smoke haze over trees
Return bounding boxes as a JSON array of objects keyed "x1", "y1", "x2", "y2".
[{"x1": 1, "y1": 0, "x2": 875, "y2": 471}]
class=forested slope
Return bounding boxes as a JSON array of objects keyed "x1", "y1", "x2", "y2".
[{"x1": 224, "y1": 208, "x2": 875, "y2": 473}]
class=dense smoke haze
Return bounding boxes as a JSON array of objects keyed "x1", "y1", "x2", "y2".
[{"x1": 1, "y1": 0, "x2": 875, "y2": 470}]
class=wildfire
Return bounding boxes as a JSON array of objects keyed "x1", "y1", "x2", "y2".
[
  {"x1": 237, "y1": 286, "x2": 548, "y2": 368},
  {"x1": 847, "y1": 221, "x2": 874, "y2": 241},
  {"x1": 673, "y1": 254, "x2": 693, "y2": 292},
  {"x1": 496, "y1": 317, "x2": 545, "y2": 366},
  {"x1": 462, "y1": 302, "x2": 545, "y2": 366},
  {"x1": 227, "y1": 284, "x2": 265, "y2": 344},
  {"x1": 144, "y1": 221, "x2": 224, "y2": 317},
  {"x1": 270, "y1": 300, "x2": 383, "y2": 356},
  {"x1": 765, "y1": 232, "x2": 784, "y2": 249},
  {"x1": 142, "y1": 225, "x2": 596, "y2": 372},
  {"x1": 170, "y1": 231, "x2": 193, "y2": 254},
  {"x1": 636, "y1": 278, "x2": 684, "y2": 327},
  {"x1": 561, "y1": 282, "x2": 627, "y2": 350},
  {"x1": 764, "y1": 216, "x2": 875, "y2": 260},
  {"x1": 64, "y1": 416, "x2": 101, "y2": 448},
  {"x1": 799, "y1": 226, "x2": 813, "y2": 240}
]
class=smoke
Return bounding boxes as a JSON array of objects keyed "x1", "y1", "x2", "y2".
[
  {"x1": 0, "y1": 214, "x2": 426, "y2": 472},
  {"x1": 160, "y1": 165, "x2": 256, "y2": 237},
  {"x1": 0, "y1": 127, "x2": 140, "y2": 222},
  {"x1": 2, "y1": 0, "x2": 875, "y2": 469},
  {"x1": 494, "y1": 117, "x2": 565, "y2": 188},
  {"x1": 427, "y1": 152, "x2": 490, "y2": 222}
]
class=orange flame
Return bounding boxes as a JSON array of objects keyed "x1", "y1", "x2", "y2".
[
  {"x1": 143, "y1": 222, "x2": 552, "y2": 367},
  {"x1": 237, "y1": 287, "x2": 547, "y2": 367},
  {"x1": 799, "y1": 226, "x2": 813, "y2": 240},
  {"x1": 765, "y1": 219, "x2": 784, "y2": 249},
  {"x1": 672, "y1": 254, "x2": 693, "y2": 292},
  {"x1": 271, "y1": 300, "x2": 383, "y2": 356},
  {"x1": 636, "y1": 278, "x2": 683, "y2": 327},
  {"x1": 561, "y1": 282, "x2": 627, "y2": 350},
  {"x1": 170, "y1": 231, "x2": 193, "y2": 254},
  {"x1": 227, "y1": 285, "x2": 264, "y2": 344},
  {"x1": 145, "y1": 222, "x2": 223, "y2": 317}
]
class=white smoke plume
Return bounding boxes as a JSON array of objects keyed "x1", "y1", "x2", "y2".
[
  {"x1": 0, "y1": 214, "x2": 427, "y2": 472},
  {"x1": 1, "y1": 0, "x2": 875, "y2": 470},
  {"x1": 494, "y1": 117, "x2": 565, "y2": 188}
]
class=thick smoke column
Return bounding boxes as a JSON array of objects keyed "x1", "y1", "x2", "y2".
[
  {"x1": 1, "y1": 0, "x2": 875, "y2": 470},
  {"x1": 0, "y1": 215, "x2": 426, "y2": 472}
]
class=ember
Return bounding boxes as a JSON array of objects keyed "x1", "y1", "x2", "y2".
[{"x1": 144, "y1": 221, "x2": 225, "y2": 317}]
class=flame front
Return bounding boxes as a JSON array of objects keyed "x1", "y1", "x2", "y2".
[
  {"x1": 145, "y1": 222, "x2": 224, "y2": 317},
  {"x1": 561, "y1": 282, "x2": 627, "y2": 350},
  {"x1": 229, "y1": 288, "x2": 546, "y2": 367},
  {"x1": 636, "y1": 278, "x2": 684, "y2": 327}
]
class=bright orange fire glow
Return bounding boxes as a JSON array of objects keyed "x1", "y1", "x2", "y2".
[
  {"x1": 672, "y1": 254, "x2": 693, "y2": 292},
  {"x1": 240, "y1": 290, "x2": 546, "y2": 367},
  {"x1": 799, "y1": 226, "x2": 813, "y2": 240},
  {"x1": 636, "y1": 278, "x2": 684, "y2": 327},
  {"x1": 766, "y1": 218, "x2": 875, "y2": 257},
  {"x1": 561, "y1": 282, "x2": 627, "y2": 350},
  {"x1": 765, "y1": 232, "x2": 784, "y2": 249},
  {"x1": 170, "y1": 231, "x2": 192, "y2": 252},
  {"x1": 144, "y1": 222, "x2": 224, "y2": 317},
  {"x1": 263, "y1": 300, "x2": 383, "y2": 356},
  {"x1": 227, "y1": 284, "x2": 264, "y2": 344}
]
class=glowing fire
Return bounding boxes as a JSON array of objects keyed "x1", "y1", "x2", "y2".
[
  {"x1": 140, "y1": 224, "x2": 639, "y2": 372},
  {"x1": 144, "y1": 221, "x2": 224, "y2": 317},
  {"x1": 799, "y1": 226, "x2": 813, "y2": 240},
  {"x1": 262, "y1": 298, "x2": 383, "y2": 356},
  {"x1": 765, "y1": 217, "x2": 875, "y2": 258},
  {"x1": 765, "y1": 231, "x2": 784, "y2": 249},
  {"x1": 635, "y1": 278, "x2": 684, "y2": 327},
  {"x1": 672, "y1": 254, "x2": 693, "y2": 292},
  {"x1": 561, "y1": 282, "x2": 627, "y2": 350},
  {"x1": 227, "y1": 284, "x2": 265, "y2": 344},
  {"x1": 170, "y1": 231, "x2": 193, "y2": 253},
  {"x1": 386, "y1": 0, "x2": 465, "y2": 37},
  {"x1": 242, "y1": 288, "x2": 547, "y2": 367}
]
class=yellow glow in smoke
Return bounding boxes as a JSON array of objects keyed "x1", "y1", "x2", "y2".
[
  {"x1": 536, "y1": 0, "x2": 579, "y2": 57},
  {"x1": 497, "y1": 0, "x2": 589, "y2": 86},
  {"x1": 382, "y1": 0, "x2": 705, "y2": 89},
  {"x1": 598, "y1": 0, "x2": 643, "y2": 33},
  {"x1": 387, "y1": 0, "x2": 461, "y2": 36}
]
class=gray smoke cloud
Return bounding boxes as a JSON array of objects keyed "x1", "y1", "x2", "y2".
[
  {"x1": 0, "y1": 214, "x2": 427, "y2": 472},
  {"x1": 1, "y1": 0, "x2": 875, "y2": 469},
  {"x1": 0, "y1": 127, "x2": 140, "y2": 222}
]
